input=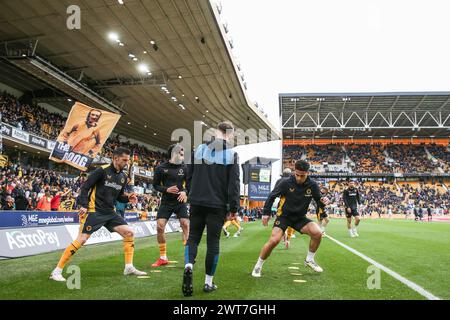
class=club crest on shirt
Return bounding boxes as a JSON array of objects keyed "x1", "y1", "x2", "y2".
[
  {"x1": 164, "y1": 169, "x2": 169, "y2": 173},
  {"x1": 178, "y1": 169, "x2": 184, "y2": 175},
  {"x1": 121, "y1": 178, "x2": 125, "y2": 184},
  {"x1": 306, "y1": 188, "x2": 312, "y2": 195},
  {"x1": 107, "y1": 175, "x2": 112, "y2": 179},
  {"x1": 289, "y1": 188, "x2": 295, "y2": 192}
]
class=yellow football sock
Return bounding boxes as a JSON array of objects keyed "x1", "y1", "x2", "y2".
[
  {"x1": 223, "y1": 221, "x2": 232, "y2": 229},
  {"x1": 123, "y1": 237, "x2": 135, "y2": 265},
  {"x1": 286, "y1": 227, "x2": 295, "y2": 241},
  {"x1": 183, "y1": 240, "x2": 187, "y2": 246},
  {"x1": 158, "y1": 243, "x2": 167, "y2": 258},
  {"x1": 57, "y1": 240, "x2": 81, "y2": 269}
]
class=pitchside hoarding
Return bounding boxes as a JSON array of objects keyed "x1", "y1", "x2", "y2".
[
  {"x1": 0, "y1": 225, "x2": 73, "y2": 259},
  {"x1": 0, "y1": 219, "x2": 182, "y2": 259},
  {"x1": 0, "y1": 211, "x2": 79, "y2": 228}
]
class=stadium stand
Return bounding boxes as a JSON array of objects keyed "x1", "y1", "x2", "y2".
[
  {"x1": 386, "y1": 144, "x2": 441, "y2": 173},
  {"x1": 283, "y1": 143, "x2": 449, "y2": 174},
  {"x1": 1, "y1": 91, "x2": 65, "y2": 140},
  {"x1": 323, "y1": 181, "x2": 448, "y2": 217},
  {"x1": 0, "y1": 92, "x2": 167, "y2": 171},
  {"x1": 346, "y1": 144, "x2": 392, "y2": 173},
  {"x1": 0, "y1": 161, "x2": 160, "y2": 213}
]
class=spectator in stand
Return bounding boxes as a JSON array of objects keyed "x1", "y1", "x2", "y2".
[
  {"x1": 36, "y1": 188, "x2": 52, "y2": 211},
  {"x1": 50, "y1": 188, "x2": 71, "y2": 211},
  {"x1": 14, "y1": 186, "x2": 28, "y2": 210},
  {"x1": 3, "y1": 196, "x2": 15, "y2": 210},
  {"x1": 59, "y1": 191, "x2": 76, "y2": 211}
]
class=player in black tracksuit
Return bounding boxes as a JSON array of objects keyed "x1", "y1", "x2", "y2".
[
  {"x1": 251, "y1": 160, "x2": 330, "y2": 277},
  {"x1": 50, "y1": 147, "x2": 146, "y2": 282},
  {"x1": 182, "y1": 122, "x2": 240, "y2": 296},
  {"x1": 343, "y1": 180, "x2": 362, "y2": 237},
  {"x1": 151, "y1": 143, "x2": 189, "y2": 267}
]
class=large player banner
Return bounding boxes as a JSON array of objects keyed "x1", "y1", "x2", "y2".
[{"x1": 49, "y1": 102, "x2": 120, "y2": 171}]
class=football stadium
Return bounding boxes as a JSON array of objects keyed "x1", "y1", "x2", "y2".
[{"x1": 0, "y1": 0, "x2": 449, "y2": 308}]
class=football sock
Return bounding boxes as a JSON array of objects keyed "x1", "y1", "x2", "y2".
[
  {"x1": 306, "y1": 251, "x2": 315, "y2": 262},
  {"x1": 56, "y1": 240, "x2": 81, "y2": 269},
  {"x1": 123, "y1": 236, "x2": 135, "y2": 265},
  {"x1": 159, "y1": 243, "x2": 167, "y2": 259},
  {"x1": 205, "y1": 275, "x2": 213, "y2": 286},
  {"x1": 255, "y1": 257, "x2": 265, "y2": 269}
]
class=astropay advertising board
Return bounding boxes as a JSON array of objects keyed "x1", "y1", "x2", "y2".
[{"x1": 0, "y1": 220, "x2": 182, "y2": 259}]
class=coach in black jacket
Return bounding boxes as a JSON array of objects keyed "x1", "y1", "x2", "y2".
[{"x1": 182, "y1": 121, "x2": 240, "y2": 296}]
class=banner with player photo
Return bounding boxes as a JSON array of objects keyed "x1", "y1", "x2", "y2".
[{"x1": 49, "y1": 102, "x2": 121, "y2": 171}]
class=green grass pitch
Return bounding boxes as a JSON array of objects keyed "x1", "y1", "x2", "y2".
[{"x1": 0, "y1": 218, "x2": 449, "y2": 300}]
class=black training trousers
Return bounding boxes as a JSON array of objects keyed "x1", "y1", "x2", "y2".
[{"x1": 185, "y1": 205, "x2": 227, "y2": 276}]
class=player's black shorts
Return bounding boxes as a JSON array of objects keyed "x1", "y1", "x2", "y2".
[
  {"x1": 316, "y1": 211, "x2": 329, "y2": 221},
  {"x1": 81, "y1": 212, "x2": 127, "y2": 234},
  {"x1": 157, "y1": 202, "x2": 189, "y2": 220},
  {"x1": 345, "y1": 207, "x2": 359, "y2": 218},
  {"x1": 273, "y1": 215, "x2": 313, "y2": 233}
]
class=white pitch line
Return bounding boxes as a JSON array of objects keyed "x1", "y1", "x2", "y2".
[{"x1": 325, "y1": 234, "x2": 441, "y2": 300}]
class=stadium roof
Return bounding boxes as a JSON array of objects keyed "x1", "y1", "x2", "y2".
[
  {"x1": 279, "y1": 92, "x2": 450, "y2": 139},
  {"x1": 0, "y1": 0, "x2": 279, "y2": 148}
]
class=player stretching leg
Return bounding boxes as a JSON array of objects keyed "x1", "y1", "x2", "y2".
[
  {"x1": 223, "y1": 215, "x2": 243, "y2": 238},
  {"x1": 49, "y1": 147, "x2": 147, "y2": 282},
  {"x1": 251, "y1": 160, "x2": 330, "y2": 278},
  {"x1": 343, "y1": 180, "x2": 362, "y2": 237},
  {"x1": 151, "y1": 144, "x2": 189, "y2": 267}
]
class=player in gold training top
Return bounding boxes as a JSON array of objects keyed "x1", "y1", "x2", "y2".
[{"x1": 251, "y1": 160, "x2": 330, "y2": 277}]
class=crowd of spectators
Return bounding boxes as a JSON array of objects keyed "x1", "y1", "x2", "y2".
[
  {"x1": 101, "y1": 134, "x2": 166, "y2": 170},
  {"x1": 283, "y1": 143, "x2": 449, "y2": 174},
  {"x1": 0, "y1": 92, "x2": 167, "y2": 171},
  {"x1": 0, "y1": 161, "x2": 161, "y2": 213},
  {"x1": 346, "y1": 144, "x2": 392, "y2": 173},
  {"x1": 427, "y1": 144, "x2": 450, "y2": 172},
  {"x1": 387, "y1": 144, "x2": 441, "y2": 173},
  {"x1": 307, "y1": 145, "x2": 344, "y2": 164},
  {"x1": 320, "y1": 181, "x2": 449, "y2": 217},
  {"x1": 0, "y1": 162, "x2": 83, "y2": 211},
  {"x1": 0, "y1": 92, "x2": 65, "y2": 140}
]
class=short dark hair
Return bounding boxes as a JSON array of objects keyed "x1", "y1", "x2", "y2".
[
  {"x1": 294, "y1": 160, "x2": 310, "y2": 172},
  {"x1": 167, "y1": 143, "x2": 183, "y2": 158},
  {"x1": 217, "y1": 121, "x2": 234, "y2": 134},
  {"x1": 113, "y1": 147, "x2": 131, "y2": 157}
]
